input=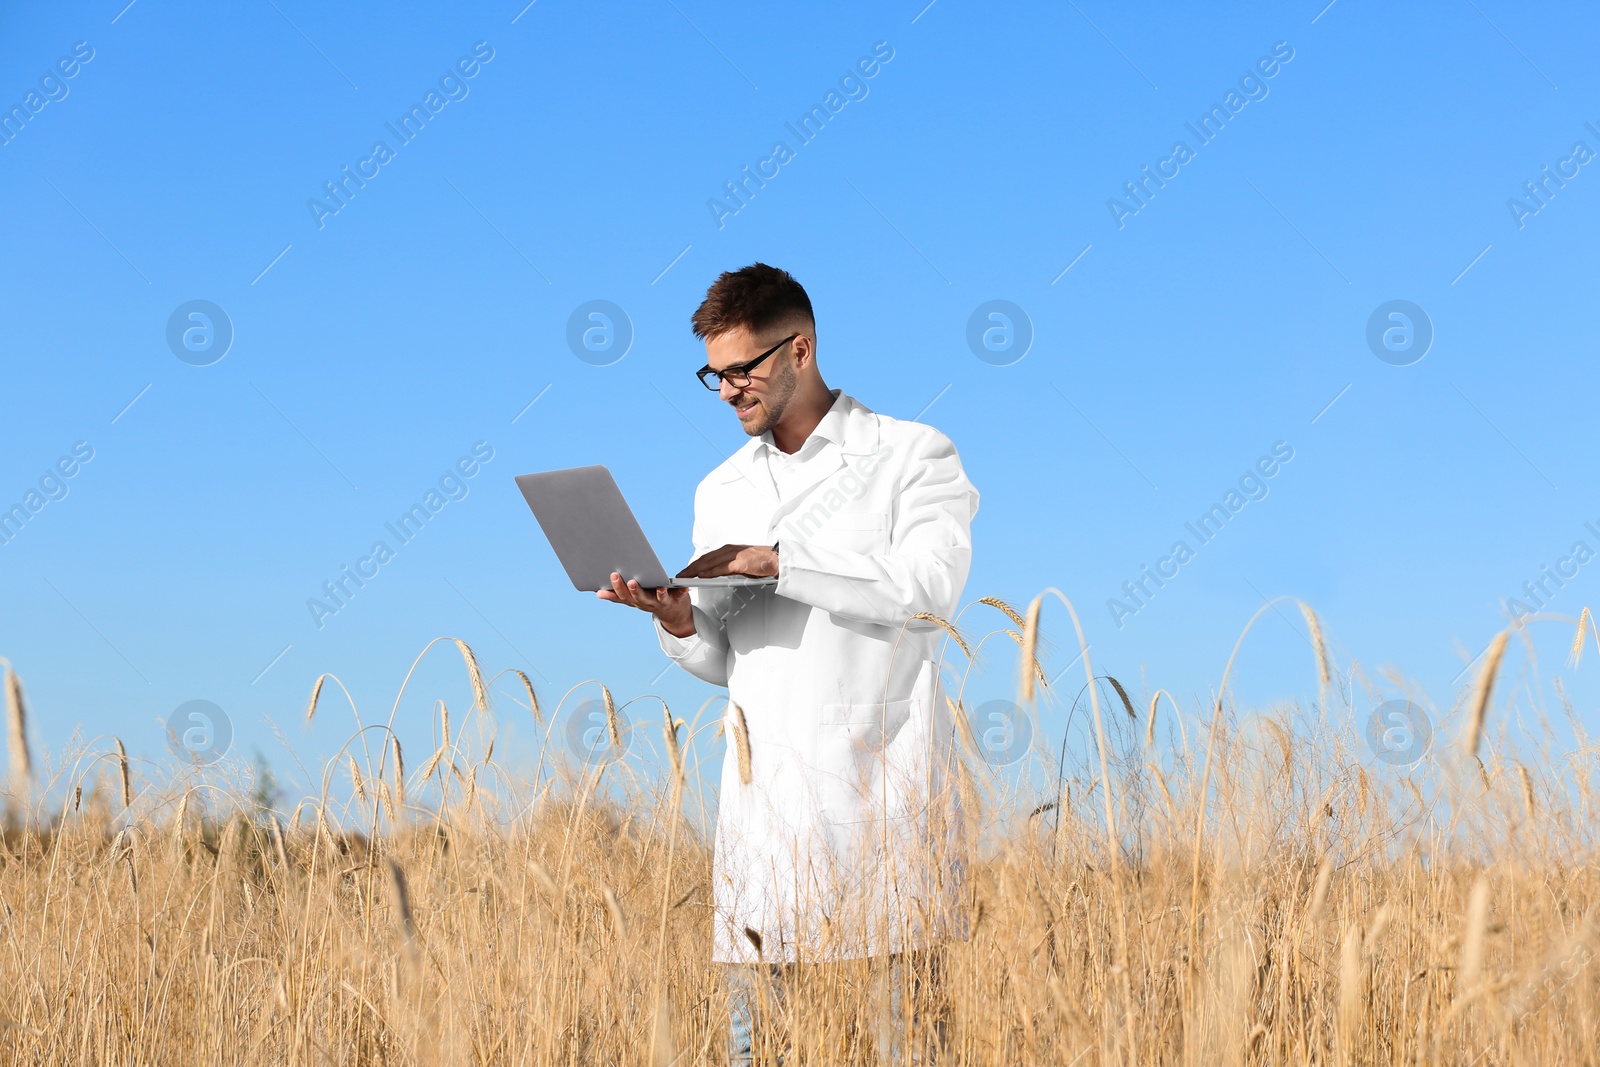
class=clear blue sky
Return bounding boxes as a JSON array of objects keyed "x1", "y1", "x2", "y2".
[{"x1": 3, "y1": 0, "x2": 1597, "y2": 800}]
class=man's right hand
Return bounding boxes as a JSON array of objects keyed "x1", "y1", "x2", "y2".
[{"x1": 597, "y1": 572, "x2": 695, "y2": 638}]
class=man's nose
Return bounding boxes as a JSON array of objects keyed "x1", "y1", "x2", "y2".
[{"x1": 719, "y1": 377, "x2": 742, "y2": 402}]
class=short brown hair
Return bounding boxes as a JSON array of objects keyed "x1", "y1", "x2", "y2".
[{"x1": 690, "y1": 263, "x2": 814, "y2": 341}]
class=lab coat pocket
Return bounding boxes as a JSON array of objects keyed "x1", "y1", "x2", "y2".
[
  {"x1": 814, "y1": 696, "x2": 914, "y2": 817},
  {"x1": 808, "y1": 511, "x2": 890, "y2": 555}
]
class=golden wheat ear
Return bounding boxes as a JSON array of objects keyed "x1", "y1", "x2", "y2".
[
  {"x1": 1298, "y1": 602, "x2": 1332, "y2": 689},
  {"x1": 1465, "y1": 630, "x2": 1509, "y2": 757},
  {"x1": 391, "y1": 736, "x2": 405, "y2": 807},
  {"x1": 602, "y1": 685, "x2": 621, "y2": 749},
  {"x1": 114, "y1": 738, "x2": 132, "y2": 810},
  {"x1": 1106, "y1": 676, "x2": 1136, "y2": 720},
  {"x1": 451, "y1": 638, "x2": 489, "y2": 714},
  {"x1": 660, "y1": 705, "x2": 683, "y2": 784},
  {"x1": 1018, "y1": 595, "x2": 1043, "y2": 703},
  {"x1": 730, "y1": 704, "x2": 752, "y2": 786},
  {"x1": 911, "y1": 611, "x2": 972, "y2": 658},
  {"x1": 5, "y1": 667, "x2": 32, "y2": 784},
  {"x1": 978, "y1": 595, "x2": 1027, "y2": 628},
  {"x1": 303, "y1": 674, "x2": 327, "y2": 724},
  {"x1": 512, "y1": 669, "x2": 541, "y2": 721}
]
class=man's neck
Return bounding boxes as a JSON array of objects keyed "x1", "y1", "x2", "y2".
[{"x1": 769, "y1": 382, "x2": 836, "y2": 455}]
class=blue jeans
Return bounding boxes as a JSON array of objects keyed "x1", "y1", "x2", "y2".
[{"x1": 725, "y1": 948, "x2": 945, "y2": 1065}]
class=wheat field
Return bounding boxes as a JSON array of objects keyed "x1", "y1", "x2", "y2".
[{"x1": 1, "y1": 597, "x2": 1597, "y2": 1065}]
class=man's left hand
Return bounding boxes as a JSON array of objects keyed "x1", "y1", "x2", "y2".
[{"x1": 677, "y1": 544, "x2": 778, "y2": 579}]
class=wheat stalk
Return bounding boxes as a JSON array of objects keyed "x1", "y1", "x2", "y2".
[
  {"x1": 391, "y1": 736, "x2": 406, "y2": 808},
  {"x1": 452, "y1": 638, "x2": 489, "y2": 714},
  {"x1": 5, "y1": 668, "x2": 31, "y2": 784},
  {"x1": 649, "y1": 991, "x2": 677, "y2": 1067},
  {"x1": 1458, "y1": 876, "x2": 1491, "y2": 1006},
  {"x1": 1003, "y1": 631, "x2": 1049, "y2": 688},
  {"x1": 1145, "y1": 689, "x2": 1174, "y2": 749},
  {"x1": 347, "y1": 756, "x2": 368, "y2": 804},
  {"x1": 979, "y1": 595, "x2": 1027, "y2": 628},
  {"x1": 315, "y1": 807, "x2": 339, "y2": 860},
  {"x1": 114, "y1": 738, "x2": 132, "y2": 810},
  {"x1": 730, "y1": 703, "x2": 752, "y2": 786},
  {"x1": 1299, "y1": 602, "x2": 1332, "y2": 689},
  {"x1": 911, "y1": 611, "x2": 972, "y2": 658},
  {"x1": 602, "y1": 884, "x2": 628, "y2": 939},
  {"x1": 1465, "y1": 630, "x2": 1509, "y2": 757},
  {"x1": 1308, "y1": 858, "x2": 1334, "y2": 921},
  {"x1": 386, "y1": 858, "x2": 417, "y2": 950},
  {"x1": 512, "y1": 669, "x2": 541, "y2": 722},
  {"x1": 661, "y1": 706, "x2": 683, "y2": 784},
  {"x1": 1106, "y1": 676, "x2": 1137, "y2": 721},
  {"x1": 419, "y1": 747, "x2": 446, "y2": 784},
  {"x1": 1572, "y1": 607, "x2": 1592, "y2": 667},
  {"x1": 304, "y1": 674, "x2": 327, "y2": 723},
  {"x1": 1019, "y1": 595, "x2": 1043, "y2": 703},
  {"x1": 170, "y1": 792, "x2": 189, "y2": 851},
  {"x1": 109, "y1": 828, "x2": 137, "y2": 895},
  {"x1": 602, "y1": 685, "x2": 621, "y2": 750},
  {"x1": 1337, "y1": 922, "x2": 1363, "y2": 1055},
  {"x1": 528, "y1": 858, "x2": 560, "y2": 902},
  {"x1": 217, "y1": 814, "x2": 244, "y2": 875},
  {"x1": 267, "y1": 815, "x2": 290, "y2": 868},
  {"x1": 946, "y1": 694, "x2": 979, "y2": 757}
]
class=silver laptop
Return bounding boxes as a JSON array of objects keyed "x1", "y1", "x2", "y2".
[{"x1": 515, "y1": 466, "x2": 778, "y2": 591}]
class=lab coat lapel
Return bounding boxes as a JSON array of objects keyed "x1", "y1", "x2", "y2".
[
  {"x1": 713, "y1": 440, "x2": 775, "y2": 503},
  {"x1": 763, "y1": 396, "x2": 880, "y2": 530}
]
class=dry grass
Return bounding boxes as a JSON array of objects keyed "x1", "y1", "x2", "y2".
[{"x1": 1, "y1": 601, "x2": 1598, "y2": 1066}]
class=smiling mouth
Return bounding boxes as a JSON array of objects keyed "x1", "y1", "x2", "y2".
[{"x1": 734, "y1": 398, "x2": 758, "y2": 416}]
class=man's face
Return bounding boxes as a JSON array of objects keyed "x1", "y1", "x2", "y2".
[{"x1": 706, "y1": 327, "x2": 801, "y2": 437}]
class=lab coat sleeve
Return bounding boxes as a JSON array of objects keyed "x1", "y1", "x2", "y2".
[
  {"x1": 654, "y1": 600, "x2": 731, "y2": 686},
  {"x1": 774, "y1": 429, "x2": 978, "y2": 628},
  {"x1": 654, "y1": 485, "x2": 735, "y2": 686}
]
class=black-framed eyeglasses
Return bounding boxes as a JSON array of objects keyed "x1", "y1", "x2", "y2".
[{"x1": 695, "y1": 333, "x2": 798, "y2": 392}]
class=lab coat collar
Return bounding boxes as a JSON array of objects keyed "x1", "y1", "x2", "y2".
[
  {"x1": 715, "y1": 389, "x2": 880, "y2": 496},
  {"x1": 753, "y1": 386, "x2": 849, "y2": 458}
]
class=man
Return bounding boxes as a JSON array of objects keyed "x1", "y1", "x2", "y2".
[{"x1": 599, "y1": 263, "x2": 978, "y2": 1063}]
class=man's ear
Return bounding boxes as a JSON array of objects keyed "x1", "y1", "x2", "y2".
[{"x1": 793, "y1": 329, "x2": 817, "y2": 370}]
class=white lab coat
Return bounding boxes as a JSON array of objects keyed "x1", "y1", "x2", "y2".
[{"x1": 654, "y1": 389, "x2": 978, "y2": 963}]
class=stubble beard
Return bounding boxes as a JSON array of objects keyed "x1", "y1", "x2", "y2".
[{"x1": 738, "y1": 356, "x2": 796, "y2": 437}]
